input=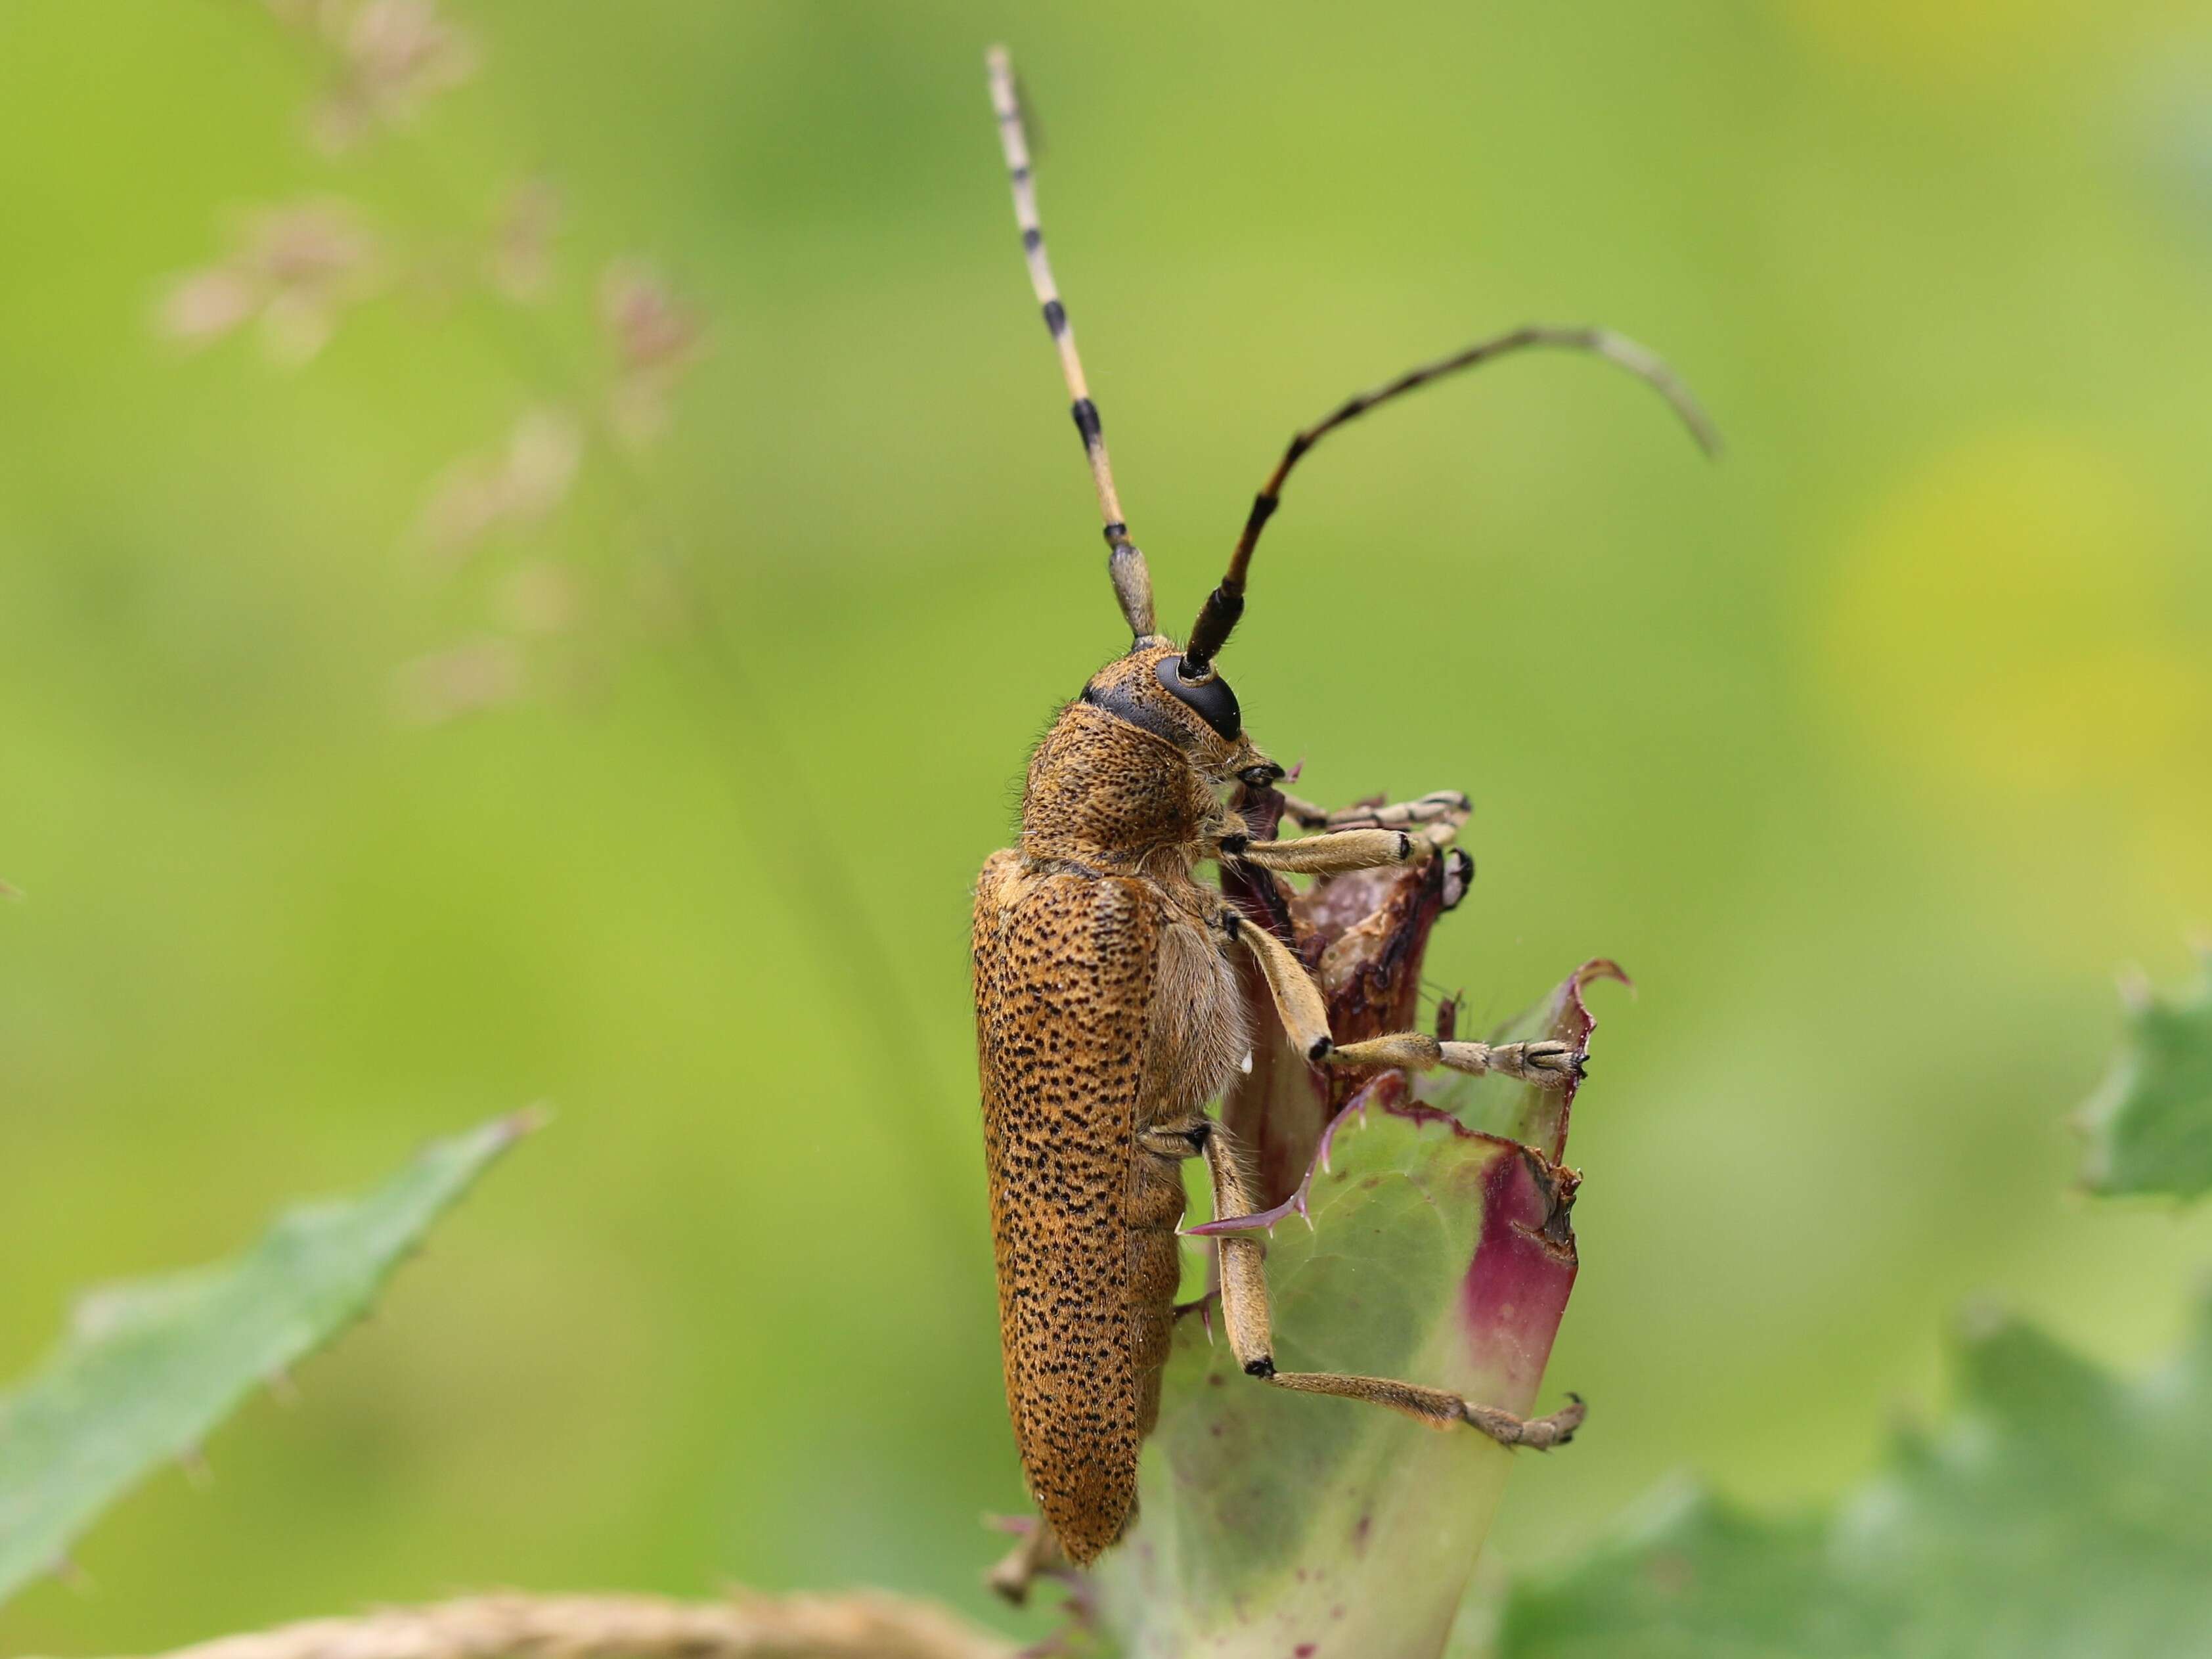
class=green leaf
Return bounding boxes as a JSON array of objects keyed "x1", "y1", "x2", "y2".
[
  {"x1": 2078, "y1": 955, "x2": 2212, "y2": 1199},
  {"x1": 1095, "y1": 963, "x2": 1611, "y2": 1659},
  {"x1": 0, "y1": 1113, "x2": 535, "y2": 1604},
  {"x1": 1498, "y1": 1299, "x2": 2212, "y2": 1659}
]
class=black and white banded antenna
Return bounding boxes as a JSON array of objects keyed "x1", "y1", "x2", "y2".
[{"x1": 986, "y1": 45, "x2": 1158, "y2": 646}]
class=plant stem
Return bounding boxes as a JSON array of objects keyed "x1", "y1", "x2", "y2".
[{"x1": 47, "y1": 1591, "x2": 1017, "y2": 1659}]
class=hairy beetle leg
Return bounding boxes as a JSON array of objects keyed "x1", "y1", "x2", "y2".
[
  {"x1": 1224, "y1": 816, "x2": 1461, "y2": 879},
  {"x1": 1277, "y1": 787, "x2": 1472, "y2": 833},
  {"x1": 1222, "y1": 786, "x2": 1469, "y2": 876},
  {"x1": 1328, "y1": 1033, "x2": 1585, "y2": 1086},
  {"x1": 1269, "y1": 1373, "x2": 1586, "y2": 1448},
  {"x1": 1442, "y1": 1038, "x2": 1586, "y2": 1084},
  {"x1": 1465, "y1": 1393, "x2": 1587, "y2": 1448},
  {"x1": 1229, "y1": 825, "x2": 1442, "y2": 875}
]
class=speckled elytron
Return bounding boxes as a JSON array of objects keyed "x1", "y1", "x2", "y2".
[{"x1": 970, "y1": 46, "x2": 1714, "y2": 1597}]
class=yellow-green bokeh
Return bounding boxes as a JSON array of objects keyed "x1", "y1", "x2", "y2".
[{"x1": 5, "y1": 0, "x2": 2211, "y2": 1648}]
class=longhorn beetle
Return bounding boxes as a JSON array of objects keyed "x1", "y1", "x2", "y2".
[{"x1": 970, "y1": 46, "x2": 1714, "y2": 1599}]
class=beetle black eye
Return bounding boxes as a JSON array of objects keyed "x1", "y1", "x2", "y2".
[{"x1": 1159, "y1": 656, "x2": 1241, "y2": 740}]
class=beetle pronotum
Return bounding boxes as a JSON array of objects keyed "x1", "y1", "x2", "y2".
[{"x1": 970, "y1": 45, "x2": 1712, "y2": 1599}]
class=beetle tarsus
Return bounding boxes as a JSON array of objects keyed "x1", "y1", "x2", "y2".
[
  {"x1": 1462, "y1": 1392, "x2": 1587, "y2": 1449},
  {"x1": 1435, "y1": 1038, "x2": 1585, "y2": 1088}
]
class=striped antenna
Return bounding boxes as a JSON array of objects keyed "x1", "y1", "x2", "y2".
[
  {"x1": 986, "y1": 45, "x2": 1158, "y2": 644},
  {"x1": 1179, "y1": 326, "x2": 1719, "y2": 680}
]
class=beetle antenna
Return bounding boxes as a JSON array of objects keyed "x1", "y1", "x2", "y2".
[
  {"x1": 1178, "y1": 326, "x2": 1719, "y2": 680},
  {"x1": 986, "y1": 46, "x2": 1158, "y2": 646}
]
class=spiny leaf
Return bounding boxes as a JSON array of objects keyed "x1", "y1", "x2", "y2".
[
  {"x1": 0, "y1": 1113, "x2": 535, "y2": 1605},
  {"x1": 1095, "y1": 959, "x2": 1609, "y2": 1659},
  {"x1": 2077, "y1": 954, "x2": 2212, "y2": 1199},
  {"x1": 1497, "y1": 1299, "x2": 2212, "y2": 1659}
]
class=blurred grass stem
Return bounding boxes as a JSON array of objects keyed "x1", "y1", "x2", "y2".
[
  {"x1": 215, "y1": 0, "x2": 981, "y2": 1265},
  {"x1": 55, "y1": 1592, "x2": 1015, "y2": 1659}
]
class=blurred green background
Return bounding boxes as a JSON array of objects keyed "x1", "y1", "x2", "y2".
[{"x1": 6, "y1": 0, "x2": 2212, "y2": 1648}]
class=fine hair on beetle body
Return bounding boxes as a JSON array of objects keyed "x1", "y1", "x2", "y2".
[{"x1": 968, "y1": 45, "x2": 1714, "y2": 1601}]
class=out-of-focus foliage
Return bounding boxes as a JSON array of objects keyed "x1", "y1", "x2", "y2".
[
  {"x1": 1497, "y1": 1301, "x2": 2212, "y2": 1659},
  {"x1": 1493, "y1": 956, "x2": 2212, "y2": 1656},
  {"x1": 2078, "y1": 956, "x2": 2212, "y2": 1199},
  {"x1": 0, "y1": 1116, "x2": 529, "y2": 1606},
  {"x1": 5, "y1": 0, "x2": 2212, "y2": 1651}
]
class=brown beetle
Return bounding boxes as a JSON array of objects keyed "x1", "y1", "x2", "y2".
[{"x1": 971, "y1": 46, "x2": 1713, "y2": 1597}]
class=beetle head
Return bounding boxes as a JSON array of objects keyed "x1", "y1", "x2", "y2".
[{"x1": 1080, "y1": 640, "x2": 1284, "y2": 791}]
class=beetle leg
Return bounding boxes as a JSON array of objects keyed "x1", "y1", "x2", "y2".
[
  {"x1": 1198, "y1": 1121, "x2": 1273, "y2": 1371},
  {"x1": 1133, "y1": 1117, "x2": 1275, "y2": 1373},
  {"x1": 1228, "y1": 825, "x2": 1448, "y2": 875},
  {"x1": 1198, "y1": 1141, "x2": 1585, "y2": 1449},
  {"x1": 1136, "y1": 1118, "x2": 1213, "y2": 1160},
  {"x1": 984, "y1": 1513, "x2": 1067, "y2": 1606},
  {"x1": 1226, "y1": 789, "x2": 1469, "y2": 873},
  {"x1": 1334, "y1": 1032, "x2": 1586, "y2": 1086},
  {"x1": 1231, "y1": 912, "x2": 1334, "y2": 1055},
  {"x1": 1275, "y1": 787, "x2": 1471, "y2": 833},
  {"x1": 1264, "y1": 1372, "x2": 1585, "y2": 1446},
  {"x1": 1233, "y1": 921, "x2": 1583, "y2": 1090}
]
